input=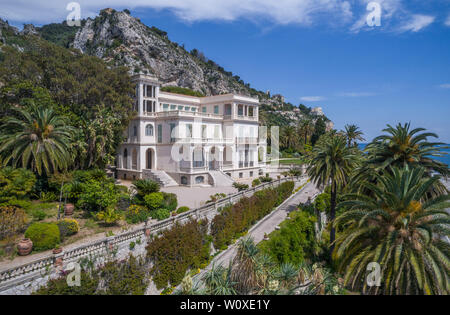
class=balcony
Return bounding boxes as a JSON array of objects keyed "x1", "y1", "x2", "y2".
[
  {"x1": 223, "y1": 114, "x2": 257, "y2": 122},
  {"x1": 124, "y1": 136, "x2": 139, "y2": 144},
  {"x1": 235, "y1": 137, "x2": 259, "y2": 145},
  {"x1": 179, "y1": 161, "x2": 208, "y2": 173},
  {"x1": 173, "y1": 137, "x2": 234, "y2": 145},
  {"x1": 143, "y1": 110, "x2": 223, "y2": 120}
]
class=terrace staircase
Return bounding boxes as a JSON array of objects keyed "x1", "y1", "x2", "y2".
[
  {"x1": 209, "y1": 170, "x2": 235, "y2": 187},
  {"x1": 143, "y1": 170, "x2": 178, "y2": 187}
]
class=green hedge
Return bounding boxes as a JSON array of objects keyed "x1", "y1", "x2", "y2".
[
  {"x1": 146, "y1": 220, "x2": 211, "y2": 289},
  {"x1": 25, "y1": 222, "x2": 60, "y2": 251},
  {"x1": 211, "y1": 181, "x2": 294, "y2": 250}
]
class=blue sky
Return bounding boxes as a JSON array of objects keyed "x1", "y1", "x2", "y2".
[{"x1": 1, "y1": 0, "x2": 450, "y2": 142}]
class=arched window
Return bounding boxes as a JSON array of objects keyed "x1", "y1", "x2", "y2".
[
  {"x1": 195, "y1": 176, "x2": 205, "y2": 184},
  {"x1": 145, "y1": 124, "x2": 154, "y2": 136},
  {"x1": 123, "y1": 149, "x2": 128, "y2": 169}
]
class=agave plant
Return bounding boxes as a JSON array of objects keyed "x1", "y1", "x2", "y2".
[
  {"x1": 334, "y1": 166, "x2": 450, "y2": 295},
  {"x1": 275, "y1": 262, "x2": 300, "y2": 290},
  {"x1": 202, "y1": 263, "x2": 237, "y2": 295}
]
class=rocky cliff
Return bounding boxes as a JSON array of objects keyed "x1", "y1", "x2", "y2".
[{"x1": 68, "y1": 8, "x2": 260, "y2": 97}]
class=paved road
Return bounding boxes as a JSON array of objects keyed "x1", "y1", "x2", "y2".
[{"x1": 195, "y1": 180, "x2": 320, "y2": 279}]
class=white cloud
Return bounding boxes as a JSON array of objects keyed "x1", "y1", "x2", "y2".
[
  {"x1": 445, "y1": 15, "x2": 450, "y2": 27},
  {"x1": 0, "y1": 0, "x2": 355, "y2": 26},
  {"x1": 350, "y1": 0, "x2": 402, "y2": 33},
  {"x1": 0, "y1": 0, "x2": 442, "y2": 34},
  {"x1": 397, "y1": 14, "x2": 435, "y2": 32},
  {"x1": 339, "y1": 92, "x2": 375, "y2": 97},
  {"x1": 439, "y1": 84, "x2": 450, "y2": 89},
  {"x1": 300, "y1": 96, "x2": 325, "y2": 102}
]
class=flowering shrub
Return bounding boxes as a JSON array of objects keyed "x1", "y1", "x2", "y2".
[
  {"x1": 125, "y1": 205, "x2": 150, "y2": 224},
  {"x1": 96, "y1": 208, "x2": 123, "y2": 225},
  {"x1": 0, "y1": 206, "x2": 27, "y2": 241},
  {"x1": 57, "y1": 219, "x2": 79, "y2": 240}
]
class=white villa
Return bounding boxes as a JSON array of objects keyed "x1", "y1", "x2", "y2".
[{"x1": 116, "y1": 74, "x2": 267, "y2": 187}]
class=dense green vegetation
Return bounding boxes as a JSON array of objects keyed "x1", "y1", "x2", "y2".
[
  {"x1": 0, "y1": 31, "x2": 135, "y2": 171},
  {"x1": 177, "y1": 238, "x2": 342, "y2": 295},
  {"x1": 37, "y1": 21, "x2": 82, "y2": 48},
  {"x1": 160, "y1": 86, "x2": 205, "y2": 97},
  {"x1": 259, "y1": 210, "x2": 317, "y2": 265}
]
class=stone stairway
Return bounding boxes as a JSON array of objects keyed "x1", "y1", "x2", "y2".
[
  {"x1": 209, "y1": 170, "x2": 235, "y2": 187},
  {"x1": 143, "y1": 170, "x2": 178, "y2": 187}
]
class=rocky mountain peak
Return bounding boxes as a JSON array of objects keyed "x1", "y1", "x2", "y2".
[{"x1": 71, "y1": 9, "x2": 254, "y2": 97}]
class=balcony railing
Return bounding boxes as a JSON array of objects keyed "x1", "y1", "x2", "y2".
[
  {"x1": 173, "y1": 137, "x2": 234, "y2": 145},
  {"x1": 235, "y1": 137, "x2": 258, "y2": 145},
  {"x1": 143, "y1": 110, "x2": 223, "y2": 120},
  {"x1": 140, "y1": 110, "x2": 258, "y2": 122}
]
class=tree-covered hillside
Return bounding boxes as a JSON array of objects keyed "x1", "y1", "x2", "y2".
[{"x1": 0, "y1": 22, "x2": 134, "y2": 170}]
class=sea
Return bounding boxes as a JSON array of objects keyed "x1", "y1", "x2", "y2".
[{"x1": 357, "y1": 144, "x2": 450, "y2": 168}]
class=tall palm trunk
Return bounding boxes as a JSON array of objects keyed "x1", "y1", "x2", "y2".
[{"x1": 330, "y1": 179, "x2": 337, "y2": 256}]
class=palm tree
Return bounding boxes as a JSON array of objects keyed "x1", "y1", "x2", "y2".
[
  {"x1": 0, "y1": 106, "x2": 75, "y2": 175},
  {"x1": 334, "y1": 166, "x2": 450, "y2": 295},
  {"x1": 231, "y1": 237, "x2": 265, "y2": 294},
  {"x1": 299, "y1": 119, "x2": 314, "y2": 145},
  {"x1": 281, "y1": 126, "x2": 298, "y2": 150},
  {"x1": 344, "y1": 124, "x2": 365, "y2": 148},
  {"x1": 358, "y1": 123, "x2": 449, "y2": 196},
  {"x1": 307, "y1": 135, "x2": 359, "y2": 254},
  {"x1": 366, "y1": 123, "x2": 448, "y2": 177}
]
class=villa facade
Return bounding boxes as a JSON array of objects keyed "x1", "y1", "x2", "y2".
[{"x1": 116, "y1": 75, "x2": 266, "y2": 187}]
